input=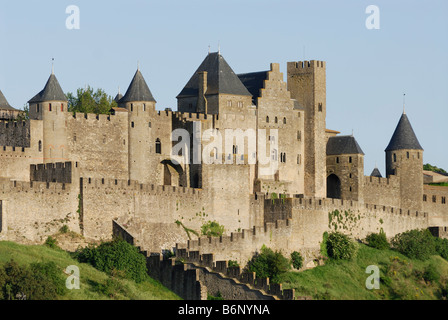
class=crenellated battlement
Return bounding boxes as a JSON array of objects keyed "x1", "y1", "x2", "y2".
[
  {"x1": 71, "y1": 112, "x2": 120, "y2": 123},
  {"x1": 30, "y1": 161, "x2": 74, "y2": 183},
  {"x1": 287, "y1": 60, "x2": 326, "y2": 70},
  {"x1": 82, "y1": 176, "x2": 202, "y2": 197},
  {"x1": 0, "y1": 179, "x2": 72, "y2": 193},
  {"x1": 363, "y1": 174, "x2": 399, "y2": 186}
]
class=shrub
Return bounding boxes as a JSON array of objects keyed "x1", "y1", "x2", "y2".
[
  {"x1": 59, "y1": 225, "x2": 69, "y2": 234},
  {"x1": 74, "y1": 239, "x2": 147, "y2": 283},
  {"x1": 326, "y1": 232, "x2": 357, "y2": 260},
  {"x1": 391, "y1": 229, "x2": 436, "y2": 260},
  {"x1": 0, "y1": 260, "x2": 67, "y2": 300},
  {"x1": 365, "y1": 229, "x2": 390, "y2": 250},
  {"x1": 201, "y1": 221, "x2": 225, "y2": 237},
  {"x1": 44, "y1": 236, "x2": 59, "y2": 250},
  {"x1": 290, "y1": 251, "x2": 303, "y2": 270},
  {"x1": 423, "y1": 263, "x2": 440, "y2": 283},
  {"x1": 246, "y1": 245, "x2": 290, "y2": 283},
  {"x1": 434, "y1": 237, "x2": 448, "y2": 260}
]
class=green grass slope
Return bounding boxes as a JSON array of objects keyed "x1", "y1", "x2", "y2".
[
  {"x1": 279, "y1": 244, "x2": 448, "y2": 300},
  {"x1": 0, "y1": 241, "x2": 180, "y2": 300}
]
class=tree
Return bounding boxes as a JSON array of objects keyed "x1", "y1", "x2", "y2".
[
  {"x1": 246, "y1": 245, "x2": 290, "y2": 283},
  {"x1": 67, "y1": 86, "x2": 117, "y2": 115}
]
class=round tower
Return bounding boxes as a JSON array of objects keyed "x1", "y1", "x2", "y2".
[
  {"x1": 28, "y1": 69, "x2": 68, "y2": 163},
  {"x1": 118, "y1": 68, "x2": 158, "y2": 183},
  {"x1": 385, "y1": 112, "x2": 423, "y2": 211}
]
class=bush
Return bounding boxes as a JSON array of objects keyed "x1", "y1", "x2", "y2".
[
  {"x1": 365, "y1": 229, "x2": 390, "y2": 250},
  {"x1": 423, "y1": 263, "x2": 440, "y2": 283},
  {"x1": 290, "y1": 251, "x2": 303, "y2": 270},
  {"x1": 59, "y1": 225, "x2": 69, "y2": 234},
  {"x1": 246, "y1": 245, "x2": 290, "y2": 283},
  {"x1": 44, "y1": 236, "x2": 59, "y2": 250},
  {"x1": 326, "y1": 232, "x2": 357, "y2": 260},
  {"x1": 434, "y1": 237, "x2": 448, "y2": 260},
  {"x1": 74, "y1": 239, "x2": 148, "y2": 283},
  {"x1": 201, "y1": 221, "x2": 225, "y2": 237},
  {"x1": 391, "y1": 229, "x2": 436, "y2": 260},
  {"x1": 0, "y1": 260, "x2": 67, "y2": 300}
]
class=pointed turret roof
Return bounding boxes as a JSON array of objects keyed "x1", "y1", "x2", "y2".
[
  {"x1": 370, "y1": 167, "x2": 382, "y2": 178},
  {"x1": 326, "y1": 135, "x2": 365, "y2": 155},
  {"x1": 385, "y1": 113, "x2": 423, "y2": 151},
  {"x1": 0, "y1": 90, "x2": 17, "y2": 111},
  {"x1": 119, "y1": 69, "x2": 156, "y2": 103},
  {"x1": 177, "y1": 52, "x2": 252, "y2": 98},
  {"x1": 28, "y1": 73, "x2": 67, "y2": 103},
  {"x1": 114, "y1": 92, "x2": 123, "y2": 103}
]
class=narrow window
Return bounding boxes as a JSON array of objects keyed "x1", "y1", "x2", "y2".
[
  {"x1": 318, "y1": 103, "x2": 323, "y2": 112},
  {"x1": 266, "y1": 116, "x2": 269, "y2": 123},
  {"x1": 336, "y1": 157, "x2": 339, "y2": 164},
  {"x1": 49, "y1": 103, "x2": 52, "y2": 111},
  {"x1": 155, "y1": 138, "x2": 161, "y2": 154},
  {"x1": 61, "y1": 103, "x2": 64, "y2": 112},
  {"x1": 297, "y1": 131, "x2": 302, "y2": 141},
  {"x1": 297, "y1": 154, "x2": 301, "y2": 164},
  {"x1": 442, "y1": 197, "x2": 446, "y2": 204},
  {"x1": 271, "y1": 149, "x2": 278, "y2": 161},
  {"x1": 143, "y1": 104, "x2": 146, "y2": 111},
  {"x1": 393, "y1": 153, "x2": 397, "y2": 162},
  {"x1": 349, "y1": 156, "x2": 352, "y2": 163},
  {"x1": 131, "y1": 122, "x2": 134, "y2": 128},
  {"x1": 283, "y1": 117, "x2": 286, "y2": 124},
  {"x1": 433, "y1": 195, "x2": 437, "y2": 203},
  {"x1": 407, "y1": 152, "x2": 410, "y2": 159},
  {"x1": 233, "y1": 145, "x2": 238, "y2": 154},
  {"x1": 423, "y1": 195, "x2": 427, "y2": 202},
  {"x1": 275, "y1": 117, "x2": 278, "y2": 124},
  {"x1": 37, "y1": 104, "x2": 40, "y2": 113},
  {"x1": 131, "y1": 104, "x2": 133, "y2": 112},
  {"x1": 148, "y1": 121, "x2": 151, "y2": 128},
  {"x1": 38, "y1": 140, "x2": 42, "y2": 152}
]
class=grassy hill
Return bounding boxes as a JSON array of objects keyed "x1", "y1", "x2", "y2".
[
  {"x1": 0, "y1": 241, "x2": 181, "y2": 300},
  {"x1": 279, "y1": 243, "x2": 448, "y2": 300}
]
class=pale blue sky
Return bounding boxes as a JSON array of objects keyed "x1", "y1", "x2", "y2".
[{"x1": 0, "y1": 0, "x2": 447, "y2": 175}]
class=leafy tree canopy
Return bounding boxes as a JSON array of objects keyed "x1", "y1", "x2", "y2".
[
  {"x1": 67, "y1": 86, "x2": 117, "y2": 115},
  {"x1": 423, "y1": 163, "x2": 447, "y2": 175}
]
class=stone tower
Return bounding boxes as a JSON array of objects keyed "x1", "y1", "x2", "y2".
[
  {"x1": 118, "y1": 68, "x2": 157, "y2": 183},
  {"x1": 287, "y1": 60, "x2": 326, "y2": 198},
  {"x1": 28, "y1": 70, "x2": 68, "y2": 163},
  {"x1": 326, "y1": 135, "x2": 365, "y2": 201},
  {"x1": 385, "y1": 112, "x2": 424, "y2": 211}
]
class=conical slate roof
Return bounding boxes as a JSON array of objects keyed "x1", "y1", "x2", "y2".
[
  {"x1": 119, "y1": 69, "x2": 156, "y2": 103},
  {"x1": 177, "y1": 52, "x2": 252, "y2": 98},
  {"x1": 0, "y1": 90, "x2": 17, "y2": 110},
  {"x1": 385, "y1": 113, "x2": 423, "y2": 151},
  {"x1": 326, "y1": 135, "x2": 365, "y2": 155},
  {"x1": 28, "y1": 73, "x2": 67, "y2": 103},
  {"x1": 370, "y1": 167, "x2": 382, "y2": 178}
]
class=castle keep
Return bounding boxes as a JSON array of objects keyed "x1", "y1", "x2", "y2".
[{"x1": 0, "y1": 52, "x2": 447, "y2": 268}]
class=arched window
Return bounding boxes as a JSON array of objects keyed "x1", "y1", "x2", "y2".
[
  {"x1": 283, "y1": 117, "x2": 286, "y2": 124},
  {"x1": 232, "y1": 145, "x2": 238, "y2": 155},
  {"x1": 274, "y1": 117, "x2": 278, "y2": 124},
  {"x1": 266, "y1": 116, "x2": 269, "y2": 123},
  {"x1": 155, "y1": 138, "x2": 161, "y2": 154}
]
